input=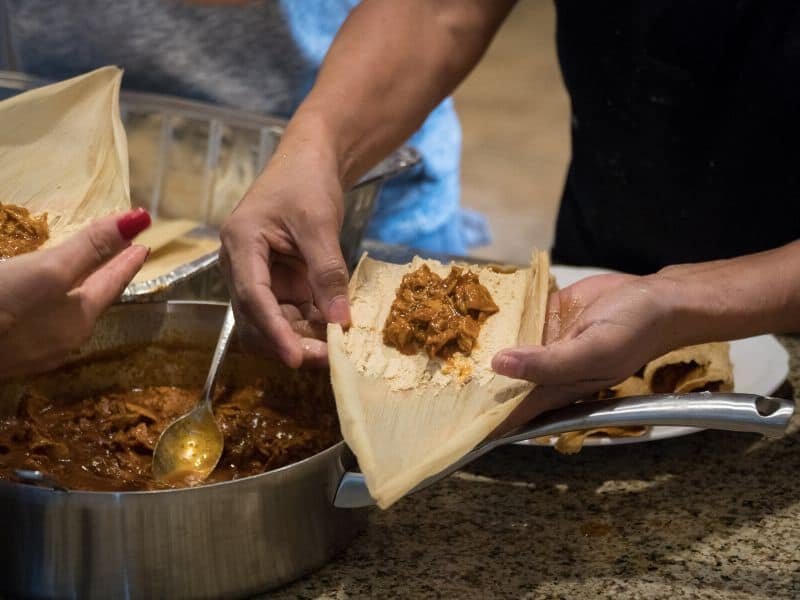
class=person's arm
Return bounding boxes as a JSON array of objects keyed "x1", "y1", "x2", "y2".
[
  {"x1": 655, "y1": 240, "x2": 800, "y2": 343},
  {"x1": 220, "y1": 0, "x2": 515, "y2": 368},
  {"x1": 493, "y1": 240, "x2": 800, "y2": 430},
  {"x1": 297, "y1": 0, "x2": 515, "y2": 189}
]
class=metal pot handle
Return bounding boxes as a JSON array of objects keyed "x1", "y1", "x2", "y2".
[{"x1": 333, "y1": 392, "x2": 794, "y2": 508}]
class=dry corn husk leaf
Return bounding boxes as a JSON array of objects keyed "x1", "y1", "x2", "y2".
[
  {"x1": 0, "y1": 66, "x2": 129, "y2": 246},
  {"x1": 329, "y1": 251, "x2": 550, "y2": 509},
  {"x1": 533, "y1": 376, "x2": 651, "y2": 448},
  {"x1": 644, "y1": 342, "x2": 733, "y2": 393},
  {"x1": 133, "y1": 218, "x2": 200, "y2": 254},
  {"x1": 553, "y1": 425, "x2": 650, "y2": 454},
  {"x1": 544, "y1": 342, "x2": 734, "y2": 453}
]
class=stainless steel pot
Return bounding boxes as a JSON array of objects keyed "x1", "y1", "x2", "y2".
[
  {"x1": 0, "y1": 301, "x2": 365, "y2": 600},
  {"x1": 0, "y1": 301, "x2": 793, "y2": 598}
]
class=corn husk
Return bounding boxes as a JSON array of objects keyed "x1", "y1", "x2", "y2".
[
  {"x1": 553, "y1": 425, "x2": 650, "y2": 454},
  {"x1": 133, "y1": 218, "x2": 200, "y2": 254},
  {"x1": 644, "y1": 342, "x2": 733, "y2": 394},
  {"x1": 545, "y1": 342, "x2": 734, "y2": 453},
  {"x1": 328, "y1": 251, "x2": 550, "y2": 509},
  {"x1": 0, "y1": 66, "x2": 129, "y2": 246},
  {"x1": 131, "y1": 235, "x2": 220, "y2": 284}
]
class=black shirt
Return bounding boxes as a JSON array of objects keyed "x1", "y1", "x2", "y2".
[{"x1": 551, "y1": 0, "x2": 800, "y2": 274}]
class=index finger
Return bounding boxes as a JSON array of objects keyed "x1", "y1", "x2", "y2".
[
  {"x1": 55, "y1": 208, "x2": 151, "y2": 288},
  {"x1": 219, "y1": 238, "x2": 303, "y2": 368},
  {"x1": 0, "y1": 208, "x2": 150, "y2": 311}
]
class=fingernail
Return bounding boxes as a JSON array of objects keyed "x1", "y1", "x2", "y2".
[
  {"x1": 492, "y1": 351, "x2": 521, "y2": 378},
  {"x1": 117, "y1": 208, "x2": 151, "y2": 240},
  {"x1": 131, "y1": 244, "x2": 150, "y2": 260},
  {"x1": 328, "y1": 295, "x2": 351, "y2": 325}
]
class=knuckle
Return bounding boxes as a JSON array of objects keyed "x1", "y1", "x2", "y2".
[
  {"x1": 217, "y1": 248, "x2": 232, "y2": 278},
  {"x1": 38, "y1": 256, "x2": 69, "y2": 287},
  {"x1": 219, "y1": 220, "x2": 239, "y2": 245},
  {"x1": 233, "y1": 287, "x2": 258, "y2": 319},
  {"x1": 85, "y1": 227, "x2": 117, "y2": 264},
  {"x1": 306, "y1": 208, "x2": 335, "y2": 228},
  {"x1": 310, "y1": 258, "x2": 348, "y2": 292}
]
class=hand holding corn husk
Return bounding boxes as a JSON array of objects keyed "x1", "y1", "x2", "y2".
[{"x1": 493, "y1": 271, "x2": 733, "y2": 437}]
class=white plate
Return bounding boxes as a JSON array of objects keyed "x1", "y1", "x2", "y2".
[{"x1": 517, "y1": 265, "x2": 791, "y2": 447}]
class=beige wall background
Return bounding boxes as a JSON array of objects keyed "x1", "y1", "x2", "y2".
[{"x1": 455, "y1": 0, "x2": 570, "y2": 264}]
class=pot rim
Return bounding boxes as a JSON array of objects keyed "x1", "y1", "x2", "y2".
[
  {"x1": 2, "y1": 299, "x2": 351, "y2": 498},
  {"x1": 1, "y1": 440, "x2": 348, "y2": 498}
]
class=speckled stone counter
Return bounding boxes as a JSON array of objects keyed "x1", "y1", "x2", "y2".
[{"x1": 264, "y1": 335, "x2": 800, "y2": 599}]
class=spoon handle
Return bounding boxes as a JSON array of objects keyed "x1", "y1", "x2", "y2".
[{"x1": 201, "y1": 304, "x2": 236, "y2": 406}]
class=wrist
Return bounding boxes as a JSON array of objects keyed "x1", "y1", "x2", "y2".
[
  {"x1": 646, "y1": 266, "x2": 730, "y2": 347},
  {"x1": 284, "y1": 102, "x2": 358, "y2": 189}
]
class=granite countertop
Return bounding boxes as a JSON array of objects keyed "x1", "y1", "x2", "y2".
[{"x1": 269, "y1": 335, "x2": 800, "y2": 599}]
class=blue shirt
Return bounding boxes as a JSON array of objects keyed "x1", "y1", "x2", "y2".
[{"x1": 2, "y1": 0, "x2": 490, "y2": 254}]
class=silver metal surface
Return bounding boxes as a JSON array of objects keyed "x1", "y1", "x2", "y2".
[
  {"x1": 200, "y1": 304, "x2": 237, "y2": 403},
  {"x1": 151, "y1": 305, "x2": 234, "y2": 482},
  {"x1": 0, "y1": 71, "x2": 420, "y2": 301},
  {"x1": 333, "y1": 392, "x2": 794, "y2": 508},
  {"x1": 0, "y1": 302, "x2": 364, "y2": 600}
]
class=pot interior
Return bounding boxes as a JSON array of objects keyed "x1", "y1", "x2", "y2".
[{"x1": 0, "y1": 301, "x2": 341, "y2": 490}]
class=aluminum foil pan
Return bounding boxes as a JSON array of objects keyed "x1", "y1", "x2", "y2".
[{"x1": 0, "y1": 71, "x2": 420, "y2": 302}]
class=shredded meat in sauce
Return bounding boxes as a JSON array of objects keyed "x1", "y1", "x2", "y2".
[
  {"x1": 383, "y1": 264, "x2": 499, "y2": 359},
  {"x1": 0, "y1": 382, "x2": 339, "y2": 491},
  {"x1": 0, "y1": 203, "x2": 49, "y2": 259}
]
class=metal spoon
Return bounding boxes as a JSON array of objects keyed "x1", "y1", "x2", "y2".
[{"x1": 151, "y1": 305, "x2": 235, "y2": 485}]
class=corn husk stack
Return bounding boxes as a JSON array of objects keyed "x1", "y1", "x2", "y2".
[
  {"x1": 644, "y1": 342, "x2": 733, "y2": 394},
  {"x1": 0, "y1": 66, "x2": 130, "y2": 246},
  {"x1": 546, "y1": 342, "x2": 734, "y2": 454},
  {"x1": 328, "y1": 251, "x2": 550, "y2": 509}
]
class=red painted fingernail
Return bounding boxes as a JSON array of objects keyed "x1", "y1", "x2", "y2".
[{"x1": 117, "y1": 208, "x2": 151, "y2": 240}]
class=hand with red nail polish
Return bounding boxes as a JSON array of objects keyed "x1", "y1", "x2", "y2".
[
  {"x1": 0, "y1": 209, "x2": 151, "y2": 378},
  {"x1": 117, "y1": 207, "x2": 151, "y2": 240}
]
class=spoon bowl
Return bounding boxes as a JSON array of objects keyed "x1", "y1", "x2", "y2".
[{"x1": 152, "y1": 305, "x2": 236, "y2": 484}]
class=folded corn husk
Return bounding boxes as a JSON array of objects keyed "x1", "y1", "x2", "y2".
[
  {"x1": 329, "y1": 251, "x2": 550, "y2": 509},
  {"x1": 0, "y1": 66, "x2": 130, "y2": 246},
  {"x1": 545, "y1": 342, "x2": 734, "y2": 453},
  {"x1": 644, "y1": 342, "x2": 733, "y2": 394}
]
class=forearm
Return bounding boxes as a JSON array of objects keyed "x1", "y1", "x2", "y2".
[
  {"x1": 653, "y1": 240, "x2": 800, "y2": 345},
  {"x1": 278, "y1": 0, "x2": 514, "y2": 190}
]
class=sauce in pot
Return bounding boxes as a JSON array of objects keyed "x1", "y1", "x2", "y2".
[{"x1": 0, "y1": 381, "x2": 340, "y2": 491}]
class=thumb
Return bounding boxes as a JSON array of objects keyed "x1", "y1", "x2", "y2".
[
  {"x1": 298, "y1": 229, "x2": 351, "y2": 326},
  {"x1": 492, "y1": 335, "x2": 608, "y2": 386},
  {"x1": 78, "y1": 245, "x2": 150, "y2": 319}
]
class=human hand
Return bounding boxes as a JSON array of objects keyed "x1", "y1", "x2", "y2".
[
  {"x1": 219, "y1": 141, "x2": 350, "y2": 369},
  {"x1": 0, "y1": 208, "x2": 151, "y2": 379},
  {"x1": 492, "y1": 272, "x2": 682, "y2": 432}
]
